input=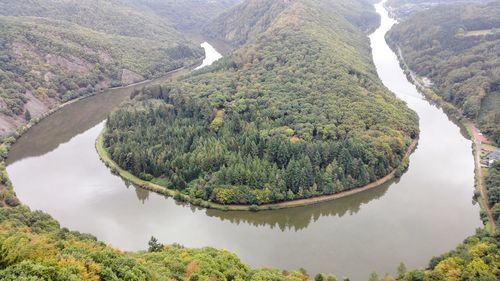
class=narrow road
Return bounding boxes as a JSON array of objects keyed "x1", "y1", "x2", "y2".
[
  {"x1": 398, "y1": 42, "x2": 496, "y2": 232},
  {"x1": 469, "y1": 121, "x2": 496, "y2": 232}
]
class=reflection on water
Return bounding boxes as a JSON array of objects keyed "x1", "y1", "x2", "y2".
[
  {"x1": 206, "y1": 180, "x2": 394, "y2": 231},
  {"x1": 134, "y1": 184, "x2": 151, "y2": 204},
  {"x1": 7, "y1": 88, "x2": 132, "y2": 164},
  {"x1": 6, "y1": 12, "x2": 482, "y2": 281}
]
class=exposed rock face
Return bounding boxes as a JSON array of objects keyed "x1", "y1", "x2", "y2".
[
  {"x1": 121, "y1": 69, "x2": 145, "y2": 85},
  {"x1": 0, "y1": 0, "x2": 205, "y2": 138},
  {"x1": 24, "y1": 91, "x2": 51, "y2": 118},
  {"x1": 45, "y1": 54, "x2": 92, "y2": 75},
  {"x1": 0, "y1": 116, "x2": 22, "y2": 136}
]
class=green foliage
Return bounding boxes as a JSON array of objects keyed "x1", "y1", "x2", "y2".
[
  {"x1": 387, "y1": 2, "x2": 500, "y2": 145},
  {"x1": 398, "y1": 230, "x2": 500, "y2": 281},
  {"x1": 0, "y1": 0, "x2": 203, "y2": 133},
  {"x1": 397, "y1": 262, "x2": 407, "y2": 278},
  {"x1": 23, "y1": 110, "x2": 31, "y2": 122},
  {"x1": 206, "y1": 0, "x2": 380, "y2": 46},
  {"x1": 0, "y1": 0, "x2": 182, "y2": 41},
  {"x1": 104, "y1": 0, "x2": 418, "y2": 206},
  {"x1": 119, "y1": 0, "x2": 242, "y2": 31},
  {"x1": 148, "y1": 236, "x2": 163, "y2": 253},
  {"x1": 0, "y1": 203, "x2": 313, "y2": 281},
  {"x1": 0, "y1": 152, "x2": 315, "y2": 280},
  {"x1": 485, "y1": 161, "x2": 500, "y2": 224},
  {"x1": 368, "y1": 272, "x2": 380, "y2": 281},
  {"x1": 386, "y1": 0, "x2": 491, "y2": 21}
]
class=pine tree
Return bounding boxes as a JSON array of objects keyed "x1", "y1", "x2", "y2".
[
  {"x1": 368, "y1": 272, "x2": 380, "y2": 281},
  {"x1": 285, "y1": 158, "x2": 301, "y2": 193},
  {"x1": 397, "y1": 262, "x2": 407, "y2": 278},
  {"x1": 148, "y1": 236, "x2": 163, "y2": 252},
  {"x1": 301, "y1": 156, "x2": 314, "y2": 188},
  {"x1": 24, "y1": 109, "x2": 31, "y2": 121}
]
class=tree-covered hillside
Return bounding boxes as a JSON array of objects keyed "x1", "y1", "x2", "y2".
[
  {"x1": 206, "y1": 0, "x2": 380, "y2": 46},
  {"x1": 387, "y1": 1, "x2": 500, "y2": 145},
  {"x1": 485, "y1": 161, "x2": 500, "y2": 226},
  {"x1": 118, "y1": 0, "x2": 243, "y2": 31},
  {"x1": 385, "y1": 0, "x2": 491, "y2": 20},
  {"x1": 0, "y1": 0, "x2": 204, "y2": 136},
  {"x1": 0, "y1": 0, "x2": 182, "y2": 40},
  {"x1": 103, "y1": 0, "x2": 419, "y2": 206},
  {"x1": 0, "y1": 16, "x2": 201, "y2": 113},
  {"x1": 397, "y1": 230, "x2": 499, "y2": 281}
]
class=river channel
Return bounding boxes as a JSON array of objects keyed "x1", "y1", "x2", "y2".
[{"x1": 6, "y1": 4, "x2": 482, "y2": 280}]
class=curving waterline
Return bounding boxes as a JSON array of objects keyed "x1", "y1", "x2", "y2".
[
  {"x1": 97, "y1": 128, "x2": 418, "y2": 211},
  {"x1": 6, "y1": 8, "x2": 482, "y2": 281}
]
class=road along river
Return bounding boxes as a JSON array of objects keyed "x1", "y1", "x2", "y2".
[{"x1": 6, "y1": 6, "x2": 482, "y2": 280}]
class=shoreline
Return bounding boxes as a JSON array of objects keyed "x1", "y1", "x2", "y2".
[
  {"x1": 96, "y1": 129, "x2": 418, "y2": 211},
  {"x1": 390, "y1": 43, "x2": 497, "y2": 232},
  {"x1": 1, "y1": 60, "x2": 202, "y2": 144},
  {"x1": 0, "y1": 60, "x2": 201, "y2": 203}
]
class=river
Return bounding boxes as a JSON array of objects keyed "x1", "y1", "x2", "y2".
[{"x1": 6, "y1": 4, "x2": 482, "y2": 280}]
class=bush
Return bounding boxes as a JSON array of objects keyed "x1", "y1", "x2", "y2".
[{"x1": 249, "y1": 205, "x2": 259, "y2": 212}]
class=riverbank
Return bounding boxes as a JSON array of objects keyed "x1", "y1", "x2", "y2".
[
  {"x1": 0, "y1": 61, "x2": 198, "y2": 151},
  {"x1": 390, "y1": 44, "x2": 497, "y2": 232},
  {"x1": 4, "y1": 3, "x2": 484, "y2": 278},
  {"x1": 0, "y1": 62, "x2": 201, "y2": 207},
  {"x1": 96, "y1": 129, "x2": 418, "y2": 211}
]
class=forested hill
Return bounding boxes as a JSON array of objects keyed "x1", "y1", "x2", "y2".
[
  {"x1": 204, "y1": 0, "x2": 293, "y2": 46},
  {"x1": 206, "y1": 0, "x2": 381, "y2": 46},
  {"x1": 118, "y1": 0, "x2": 243, "y2": 32},
  {"x1": 104, "y1": 0, "x2": 419, "y2": 207},
  {"x1": 386, "y1": 1, "x2": 500, "y2": 145},
  {"x1": 385, "y1": 0, "x2": 492, "y2": 21},
  {"x1": 0, "y1": 0, "x2": 204, "y2": 136},
  {"x1": 0, "y1": 0, "x2": 182, "y2": 41}
]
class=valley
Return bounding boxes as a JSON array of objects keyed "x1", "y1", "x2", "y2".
[{"x1": 0, "y1": 0, "x2": 498, "y2": 280}]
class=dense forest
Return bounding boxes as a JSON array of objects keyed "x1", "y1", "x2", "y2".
[
  {"x1": 0, "y1": 0, "x2": 184, "y2": 40},
  {"x1": 386, "y1": 1, "x2": 500, "y2": 145},
  {"x1": 206, "y1": 0, "x2": 381, "y2": 46},
  {"x1": 104, "y1": 0, "x2": 419, "y2": 206},
  {"x1": 385, "y1": 0, "x2": 492, "y2": 20},
  {"x1": 119, "y1": 0, "x2": 242, "y2": 31},
  {"x1": 485, "y1": 161, "x2": 500, "y2": 226},
  {"x1": 0, "y1": 0, "x2": 208, "y2": 136}
]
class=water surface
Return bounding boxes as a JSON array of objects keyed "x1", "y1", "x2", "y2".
[
  {"x1": 195, "y1": 42, "x2": 223, "y2": 70},
  {"x1": 7, "y1": 8, "x2": 482, "y2": 280}
]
